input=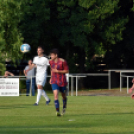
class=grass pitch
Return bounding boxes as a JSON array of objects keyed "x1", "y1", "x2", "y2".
[{"x1": 0, "y1": 93, "x2": 134, "y2": 134}]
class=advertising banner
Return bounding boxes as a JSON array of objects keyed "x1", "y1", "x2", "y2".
[{"x1": 0, "y1": 78, "x2": 19, "y2": 96}]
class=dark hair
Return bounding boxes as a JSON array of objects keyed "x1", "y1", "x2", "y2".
[
  {"x1": 50, "y1": 49, "x2": 59, "y2": 56},
  {"x1": 28, "y1": 59, "x2": 32, "y2": 63},
  {"x1": 38, "y1": 45, "x2": 44, "y2": 50}
]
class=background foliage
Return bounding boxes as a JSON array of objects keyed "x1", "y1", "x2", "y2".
[
  {"x1": 0, "y1": 0, "x2": 133, "y2": 74},
  {"x1": 0, "y1": 0, "x2": 23, "y2": 74}
]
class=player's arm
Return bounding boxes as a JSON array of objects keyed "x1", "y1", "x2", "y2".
[
  {"x1": 52, "y1": 69, "x2": 68, "y2": 74},
  {"x1": 6, "y1": 71, "x2": 14, "y2": 76},
  {"x1": 49, "y1": 61, "x2": 53, "y2": 84},
  {"x1": 49, "y1": 69, "x2": 53, "y2": 84},
  {"x1": 23, "y1": 70, "x2": 27, "y2": 76},
  {"x1": 52, "y1": 59, "x2": 69, "y2": 74}
]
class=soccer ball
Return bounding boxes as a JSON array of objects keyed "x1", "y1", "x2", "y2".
[{"x1": 20, "y1": 43, "x2": 31, "y2": 53}]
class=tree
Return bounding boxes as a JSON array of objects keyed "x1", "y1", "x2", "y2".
[
  {"x1": 20, "y1": 0, "x2": 50, "y2": 57},
  {"x1": 55, "y1": 0, "x2": 128, "y2": 71},
  {"x1": 20, "y1": 0, "x2": 128, "y2": 72},
  {"x1": 104, "y1": 0, "x2": 133, "y2": 69},
  {"x1": 0, "y1": 0, "x2": 23, "y2": 74}
]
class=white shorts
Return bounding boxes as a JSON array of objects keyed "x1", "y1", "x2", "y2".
[{"x1": 36, "y1": 74, "x2": 47, "y2": 87}]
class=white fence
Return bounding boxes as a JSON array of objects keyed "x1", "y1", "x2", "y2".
[
  {"x1": 69, "y1": 70, "x2": 134, "y2": 95},
  {"x1": 0, "y1": 70, "x2": 133, "y2": 96},
  {"x1": 120, "y1": 75, "x2": 134, "y2": 94},
  {"x1": 0, "y1": 74, "x2": 108, "y2": 96},
  {"x1": 69, "y1": 73, "x2": 109, "y2": 96},
  {"x1": 108, "y1": 70, "x2": 134, "y2": 94}
]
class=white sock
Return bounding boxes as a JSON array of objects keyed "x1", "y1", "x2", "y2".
[
  {"x1": 36, "y1": 89, "x2": 42, "y2": 104},
  {"x1": 42, "y1": 90, "x2": 49, "y2": 101}
]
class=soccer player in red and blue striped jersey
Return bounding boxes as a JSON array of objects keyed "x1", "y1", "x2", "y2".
[{"x1": 49, "y1": 49, "x2": 69, "y2": 116}]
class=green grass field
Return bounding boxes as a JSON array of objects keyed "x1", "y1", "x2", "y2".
[{"x1": 0, "y1": 93, "x2": 134, "y2": 134}]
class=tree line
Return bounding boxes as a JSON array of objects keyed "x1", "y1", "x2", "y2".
[{"x1": 0, "y1": 0, "x2": 133, "y2": 74}]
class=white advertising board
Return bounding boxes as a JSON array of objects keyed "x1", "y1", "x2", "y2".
[{"x1": 0, "y1": 78, "x2": 19, "y2": 96}]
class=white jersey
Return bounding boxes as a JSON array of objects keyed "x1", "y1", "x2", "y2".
[{"x1": 33, "y1": 55, "x2": 49, "y2": 77}]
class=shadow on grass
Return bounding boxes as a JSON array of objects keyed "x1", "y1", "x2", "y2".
[
  {"x1": 70, "y1": 112, "x2": 134, "y2": 117},
  {"x1": 0, "y1": 127, "x2": 133, "y2": 134},
  {"x1": 0, "y1": 104, "x2": 34, "y2": 109}
]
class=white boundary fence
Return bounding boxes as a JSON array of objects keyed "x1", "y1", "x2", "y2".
[
  {"x1": 0, "y1": 70, "x2": 133, "y2": 96},
  {"x1": 119, "y1": 70, "x2": 134, "y2": 93},
  {"x1": 69, "y1": 73, "x2": 109, "y2": 96},
  {"x1": 119, "y1": 70, "x2": 134, "y2": 94},
  {"x1": 68, "y1": 74, "x2": 86, "y2": 96},
  {"x1": 108, "y1": 70, "x2": 134, "y2": 94},
  {"x1": 0, "y1": 74, "x2": 109, "y2": 96},
  {"x1": 120, "y1": 75, "x2": 134, "y2": 94},
  {"x1": 108, "y1": 70, "x2": 134, "y2": 90},
  {"x1": 0, "y1": 75, "x2": 88, "y2": 96},
  {"x1": 70, "y1": 70, "x2": 134, "y2": 95}
]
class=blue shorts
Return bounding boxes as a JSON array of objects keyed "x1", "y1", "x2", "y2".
[{"x1": 51, "y1": 84, "x2": 66, "y2": 93}]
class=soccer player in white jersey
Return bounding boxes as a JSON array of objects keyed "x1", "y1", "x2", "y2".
[{"x1": 26, "y1": 46, "x2": 50, "y2": 105}]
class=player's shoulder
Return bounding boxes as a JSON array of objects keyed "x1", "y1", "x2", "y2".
[
  {"x1": 49, "y1": 59, "x2": 53, "y2": 64},
  {"x1": 42, "y1": 55, "x2": 49, "y2": 60},
  {"x1": 59, "y1": 58, "x2": 66, "y2": 62},
  {"x1": 43, "y1": 54, "x2": 49, "y2": 58},
  {"x1": 25, "y1": 65, "x2": 29, "y2": 69},
  {"x1": 33, "y1": 55, "x2": 38, "y2": 59}
]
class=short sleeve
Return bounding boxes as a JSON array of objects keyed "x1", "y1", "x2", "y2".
[
  {"x1": 24, "y1": 66, "x2": 28, "y2": 70},
  {"x1": 33, "y1": 57, "x2": 36, "y2": 65},
  {"x1": 49, "y1": 60, "x2": 52, "y2": 67},
  {"x1": 63, "y1": 60, "x2": 69, "y2": 70},
  {"x1": 46, "y1": 58, "x2": 49, "y2": 66}
]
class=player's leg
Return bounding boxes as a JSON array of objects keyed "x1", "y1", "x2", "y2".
[
  {"x1": 34, "y1": 76, "x2": 44, "y2": 105},
  {"x1": 60, "y1": 87, "x2": 67, "y2": 115},
  {"x1": 34, "y1": 84, "x2": 50, "y2": 105},
  {"x1": 52, "y1": 84, "x2": 60, "y2": 116},
  {"x1": 26, "y1": 79, "x2": 30, "y2": 96},
  {"x1": 34, "y1": 76, "x2": 50, "y2": 105},
  {"x1": 31, "y1": 78, "x2": 35, "y2": 96},
  {"x1": 41, "y1": 75, "x2": 50, "y2": 104},
  {"x1": 42, "y1": 89, "x2": 50, "y2": 105},
  {"x1": 34, "y1": 84, "x2": 43, "y2": 105}
]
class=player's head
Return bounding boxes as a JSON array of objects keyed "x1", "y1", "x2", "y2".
[
  {"x1": 4, "y1": 71, "x2": 8, "y2": 77},
  {"x1": 28, "y1": 60, "x2": 32, "y2": 65},
  {"x1": 50, "y1": 49, "x2": 59, "y2": 60},
  {"x1": 37, "y1": 46, "x2": 44, "y2": 56}
]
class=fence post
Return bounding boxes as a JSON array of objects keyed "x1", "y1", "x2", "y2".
[
  {"x1": 30, "y1": 76, "x2": 32, "y2": 96},
  {"x1": 108, "y1": 71, "x2": 111, "y2": 90},
  {"x1": 76, "y1": 76, "x2": 78, "y2": 96},
  {"x1": 71, "y1": 77, "x2": 73, "y2": 96},
  {"x1": 127, "y1": 77, "x2": 129, "y2": 94},
  {"x1": 120, "y1": 72, "x2": 122, "y2": 92}
]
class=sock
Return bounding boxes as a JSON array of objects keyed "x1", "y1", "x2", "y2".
[
  {"x1": 54, "y1": 100, "x2": 59, "y2": 112},
  {"x1": 36, "y1": 89, "x2": 42, "y2": 104},
  {"x1": 42, "y1": 90, "x2": 49, "y2": 101},
  {"x1": 63, "y1": 97, "x2": 67, "y2": 109}
]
